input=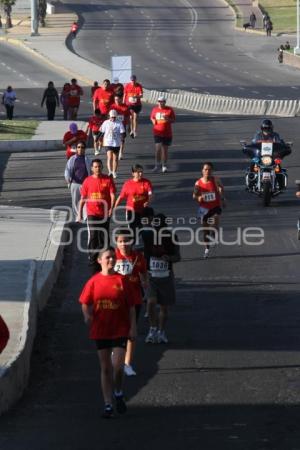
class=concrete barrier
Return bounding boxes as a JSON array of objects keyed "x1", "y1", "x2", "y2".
[{"x1": 143, "y1": 87, "x2": 299, "y2": 117}]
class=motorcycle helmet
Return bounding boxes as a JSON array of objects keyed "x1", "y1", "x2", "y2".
[{"x1": 261, "y1": 119, "x2": 273, "y2": 133}]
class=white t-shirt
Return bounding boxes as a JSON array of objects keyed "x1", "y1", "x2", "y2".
[{"x1": 100, "y1": 119, "x2": 125, "y2": 147}]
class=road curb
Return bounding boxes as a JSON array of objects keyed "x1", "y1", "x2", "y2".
[
  {"x1": 0, "y1": 209, "x2": 68, "y2": 416},
  {"x1": 0, "y1": 139, "x2": 63, "y2": 153}
]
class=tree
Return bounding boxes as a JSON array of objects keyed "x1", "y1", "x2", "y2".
[{"x1": 0, "y1": 0, "x2": 15, "y2": 29}]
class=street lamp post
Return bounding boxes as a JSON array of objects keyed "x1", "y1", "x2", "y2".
[
  {"x1": 31, "y1": 0, "x2": 39, "y2": 36},
  {"x1": 294, "y1": 0, "x2": 300, "y2": 54}
]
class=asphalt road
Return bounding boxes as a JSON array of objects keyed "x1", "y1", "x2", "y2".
[
  {"x1": 65, "y1": 0, "x2": 300, "y2": 99},
  {"x1": 0, "y1": 109, "x2": 300, "y2": 448}
]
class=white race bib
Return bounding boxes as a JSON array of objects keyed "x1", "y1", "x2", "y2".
[
  {"x1": 129, "y1": 96, "x2": 137, "y2": 103},
  {"x1": 114, "y1": 259, "x2": 133, "y2": 276},
  {"x1": 149, "y1": 257, "x2": 169, "y2": 278},
  {"x1": 155, "y1": 112, "x2": 166, "y2": 120},
  {"x1": 117, "y1": 114, "x2": 124, "y2": 122},
  {"x1": 203, "y1": 192, "x2": 216, "y2": 202},
  {"x1": 261, "y1": 142, "x2": 273, "y2": 156}
]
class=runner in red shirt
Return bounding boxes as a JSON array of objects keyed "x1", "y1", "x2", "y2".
[
  {"x1": 114, "y1": 164, "x2": 153, "y2": 235},
  {"x1": 150, "y1": 96, "x2": 175, "y2": 173},
  {"x1": 86, "y1": 109, "x2": 105, "y2": 155},
  {"x1": 193, "y1": 162, "x2": 225, "y2": 259},
  {"x1": 123, "y1": 75, "x2": 143, "y2": 138},
  {"x1": 90, "y1": 81, "x2": 99, "y2": 98},
  {"x1": 63, "y1": 122, "x2": 88, "y2": 159},
  {"x1": 0, "y1": 315, "x2": 9, "y2": 353},
  {"x1": 93, "y1": 79, "x2": 114, "y2": 115},
  {"x1": 68, "y1": 78, "x2": 83, "y2": 120},
  {"x1": 114, "y1": 228, "x2": 148, "y2": 376},
  {"x1": 109, "y1": 94, "x2": 131, "y2": 159},
  {"x1": 79, "y1": 247, "x2": 136, "y2": 418},
  {"x1": 78, "y1": 159, "x2": 116, "y2": 271}
]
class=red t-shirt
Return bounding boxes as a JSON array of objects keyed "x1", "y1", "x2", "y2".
[
  {"x1": 63, "y1": 130, "x2": 88, "y2": 159},
  {"x1": 119, "y1": 178, "x2": 153, "y2": 213},
  {"x1": 109, "y1": 103, "x2": 131, "y2": 126},
  {"x1": 115, "y1": 249, "x2": 147, "y2": 305},
  {"x1": 93, "y1": 88, "x2": 114, "y2": 114},
  {"x1": 0, "y1": 315, "x2": 9, "y2": 353},
  {"x1": 194, "y1": 177, "x2": 221, "y2": 210},
  {"x1": 80, "y1": 175, "x2": 116, "y2": 217},
  {"x1": 150, "y1": 106, "x2": 175, "y2": 138},
  {"x1": 88, "y1": 115, "x2": 104, "y2": 133},
  {"x1": 124, "y1": 83, "x2": 143, "y2": 106},
  {"x1": 79, "y1": 273, "x2": 135, "y2": 339},
  {"x1": 68, "y1": 84, "x2": 83, "y2": 107}
]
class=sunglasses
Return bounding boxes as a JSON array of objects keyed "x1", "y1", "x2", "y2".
[{"x1": 77, "y1": 145, "x2": 85, "y2": 148}]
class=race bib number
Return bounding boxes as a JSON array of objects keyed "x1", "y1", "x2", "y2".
[
  {"x1": 70, "y1": 89, "x2": 77, "y2": 97},
  {"x1": 203, "y1": 192, "x2": 216, "y2": 202},
  {"x1": 114, "y1": 260, "x2": 133, "y2": 275},
  {"x1": 155, "y1": 112, "x2": 166, "y2": 121},
  {"x1": 129, "y1": 96, "x2": 137, "y2": 103},
  {"x1": 117, "y1": 114, "x2": 124, "y2": 122},
  {"x1": 149, "y1": 257, "x2": 169, "y2": 278},
  {"x1": 261, "y1": 142, "x2": 273, "y2": 156}
]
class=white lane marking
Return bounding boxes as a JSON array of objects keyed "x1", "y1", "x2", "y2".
[
  {"x1": 238, "y1": 87, "x2": 245, "y2": 90},
  {"x1": 171, "y1": 79, "x2": 176, "y2": 82},
  {"x1": 204, "y1": 91, "x2": 210, "y2": 94},
  {"x1": 252, "y1": 91, "x2": 259, "y2": 94},
  {"x1": 1, "y1": 62, "x2": 6, "y2": 66},
  {"x1": 266, "y1": 79, "x2": 272, "y2": 82},
  {"x1": 205, "y1": 74, "x2": 211, "y2": 78},
  {"x1": 266, "y1": 94, "x2": 274, "y2": 97},
  {"x1": 291, "y1": 86, "x2": 298, "y2": 90}
]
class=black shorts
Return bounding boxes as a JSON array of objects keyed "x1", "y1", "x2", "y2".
[
  {"x1": 128, "y1": 104, "x2": 142, "y2": 114},
  {"x1": 154, "y1": 135, "x2": 172, "y2": 146},
  {"x1": 104, "y1": 146, "x2": 120, "y2": 154},
  {"x1": 95, "y1": 337, "x2": 128, "y2": 350},
  {"x1": 203, "y1": 206, "x2": 222, "y2": 222},
  {"x1": 135, "y1": 304, "x2": 142, "y2": 323}
]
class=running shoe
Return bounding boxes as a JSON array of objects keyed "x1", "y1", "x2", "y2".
[
  {"x1": 203, "y1": 248, "x2": 210, "y2": 259},
  {"x1": 145, "y1": 327, "x2": 157, "y2": 343},
  {"x1": 95, "y1": 149, "x2": 101, "y2": 156},
  {"x1": 130, "y1": 131, "x2": 135, "y2": 139},
  {"x1": 114, "y1": 394, "x2": 127, "y2": 414},
  {"x1": 162, "y1": 165, "x2": 168, "y2": 173},
  {"x1": 124, "y1": 364, "x2": 137, "y2": 376},
  {"x1": 112, "y1": 172, "x2": 117, "y2": 179},
  {"x1": 102, "y1": 404, "x2": 114, "y2": 419},
  {"x1": 157, "y1": 330, "x2": 168, "y2": 344},
  {"x1": 151, "y1": 166, "x2": 159, "y2": 173}
]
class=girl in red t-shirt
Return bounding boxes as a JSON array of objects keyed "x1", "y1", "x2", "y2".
[
  {"x1": 114, "y1": 228, "x2": 149, "y2": 376},
  {"x1": 79, "y1": 247, "x2": 136, "y2": 418}
]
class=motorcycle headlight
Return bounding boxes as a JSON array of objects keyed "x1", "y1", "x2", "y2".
[{"x1": 261, "y1": 156, "x2": 272, "y2": 166}]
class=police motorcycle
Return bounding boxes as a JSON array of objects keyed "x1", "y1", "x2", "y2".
[{"x1": 240, "y1": 140, "x2": 292, "y2": 206}]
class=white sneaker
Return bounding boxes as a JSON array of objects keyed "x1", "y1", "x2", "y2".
[
  {"x1": 204, "y1": 248, "x2": 210, "y2": 259},
  {"x1": 151, "y1": 166, "x2": 159, "y2": 173},
  {"x1": 95, "y1": 149, "x2": 101, "y2": 156},
  {"x1": 112, "y1": 172, "x2": 117, "y2": 179},
  {"x1": 124, "y1": 364, "x2": 137, "y2": 376},
  {"x1": 157, "y1": 330, "x2": 168, "y2": 344},
  {"x1": 145, "y1": 327, "x2": 157, "y2": 343},
  {"x1": 162, "y1": 165, "x2": 168, "y2": 173}
]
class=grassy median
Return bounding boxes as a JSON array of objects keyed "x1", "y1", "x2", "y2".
[
  {"x1": 0, "y1": 120, "x2": 39, "y2": 140},
  {"x1": 259, "y1": 0, "x2": 296, "y2": 33}
]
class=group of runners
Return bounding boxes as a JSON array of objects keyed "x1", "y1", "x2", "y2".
[{"x1": 62, "y1": 75, "x2": 225, "y2": 418}]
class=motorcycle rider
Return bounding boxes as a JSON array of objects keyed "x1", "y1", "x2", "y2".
[{"x1": 244, "y1": 119, "x2": 291, "y2": 190}]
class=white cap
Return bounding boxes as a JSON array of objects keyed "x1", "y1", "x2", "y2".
[
  {"x1": 158, "y1": 95, "x2": 166, "y2": 102},
  {"x1": 109, "y1": 109, "x2": 117, "y2": 117}
]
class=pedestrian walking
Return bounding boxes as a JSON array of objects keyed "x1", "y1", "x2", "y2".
[
  {"x1": 266, "y1": 19, "x2": 273, "y2": 37},
  {"x1": 98, "y1": 109, "x2": 126, "y2": 178},
  {"x1": 68, "y1": 78, "x2": 83, "y2": 120},
  {"x1": 79, "y1": 246, "x2": 136, "y2": 418},
  {"x1": 2, "y1": 86, "x2": 16, "y2": 120},
  {"x1": 150, "y1": 96, "x2": 176, "y2": 173},
  {"x1": 60, "y1": 83, "x2": 70, "y2": 120},
  {"x1": 64, "y1": 141, "x2": 91, "y2": 221},
  {"x1": 249, "y1": 12, "x2": 256, "y2": 29},
  {"x1": 114, "y1": 164, "x2": 153, "y2": 236},
  {"x1": 78, "y1": 159, "x2": 116, "y2": 271},
  {"x1": 114, "y1": 228, "x2": 149, "y2": 376},
  {"x1": 193, "y1": 162, "x2": 225, "y2": 259},
  {"x1": 0, "y1": 314, "x2": 9, "y2": 353},
  {"x1": 63, "y1": 122, "x2": 88, "y2": 159},
  {"x1": 41, "y1": 81, "x2": 59, "y2": 120},
  {"x1": 285, "y1": 41, "x2": 290, "y2": 50},
  {"x1": 123, "y1": 75, "x2": 143, "y2": 138},
  {"x1": 144, "y1": 213, "x2": 181, "y2": 344},
  {"x1": 262, "y1": 13, "x2": 269, "y2": 30}
]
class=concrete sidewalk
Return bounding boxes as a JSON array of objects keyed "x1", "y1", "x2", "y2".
[
  {"x1": 229, "y1": 0, "x2": 264, "y2": 32},
  {"x1": 0, "y1": 206, "x2": 67, "y2": 414}
]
